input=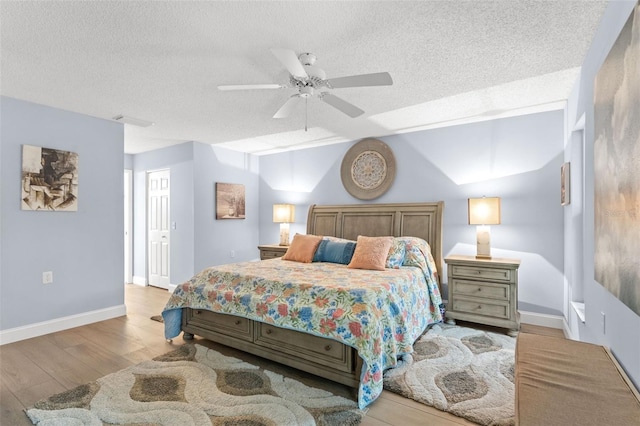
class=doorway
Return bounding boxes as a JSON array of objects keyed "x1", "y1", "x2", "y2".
[{"x1": 147, "y1": 169, "x2": 170, "y2": 289}]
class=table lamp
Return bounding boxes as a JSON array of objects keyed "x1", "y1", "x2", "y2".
[
  {"x1": 273, "y1": 203, "x2": 295, "y2": 246},
  {"x1": 468, "y1": 197, "x2": 501, "y2": 259}
]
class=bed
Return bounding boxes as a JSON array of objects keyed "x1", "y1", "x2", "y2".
[{"x1": 162, "y1": 202, "x2": 444, "y2": 409}]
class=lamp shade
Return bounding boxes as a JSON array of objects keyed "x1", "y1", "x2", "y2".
[
  {"x1": 273, "y1": 204, "x2": 295, "y2": 223},
  {"x1": 468, "y1": 197, "x2": 501, "y2": 225}
]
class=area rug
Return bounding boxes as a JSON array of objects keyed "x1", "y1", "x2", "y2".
[
  {"x1": 383, "y1": 323, "x2": 516, "y2": 426},
  {"x1": 26, "y1": 344, "x2": 363, "y2": 426}
]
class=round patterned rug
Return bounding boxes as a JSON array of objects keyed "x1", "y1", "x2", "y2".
[
  {"x1": 27, "y1": 344, "x2": 363, "y2": 426},
  {"x1": 383, "y1": 323, "x2": 516, "y2": 426}
]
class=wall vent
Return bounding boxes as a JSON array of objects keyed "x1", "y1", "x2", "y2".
[{"x1": 112, "y1": 115, "x2": 154, "y2": 127}]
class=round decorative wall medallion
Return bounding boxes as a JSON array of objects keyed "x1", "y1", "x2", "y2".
[{"x1": 341, "y1": 138, "x2": 396, "y2": 200}]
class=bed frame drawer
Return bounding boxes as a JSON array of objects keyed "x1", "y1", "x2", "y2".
[
  {"x1": 254, "y1": 323, "x2": 353, "y2": 373},
  {"x1": 184, "y1": 309, "x2": 253, "y2": 342}
]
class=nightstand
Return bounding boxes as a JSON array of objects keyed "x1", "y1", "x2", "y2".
[
  {"x1": 444, "y1": 255, "x2": 521, "y2": 336},
  {"x1": 258, "y1": 244, "x2": 288, "y2": 260}
]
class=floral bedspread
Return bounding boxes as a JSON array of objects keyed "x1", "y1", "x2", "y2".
[{"x1": 162, "y1": 239, "x2": 443, "y2": 409}]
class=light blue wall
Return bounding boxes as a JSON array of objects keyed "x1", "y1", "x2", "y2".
[
  {"x1": 192, "y1": 142, "x2": 260, "y2": 272},
  {"x1": 0, "y1": 96, "x2": 124, "y2": 330},
  {"x1": 124, "y1": 154, "x2": 133, "y2": 170},
  {"x1": 131, "y1": 141, "x2": 260, "y2": 285},
  {"x1": 565, "y1": 0, "x2": 639, "y2": 388},
  {"x1": 259, "y1": 110, "x2": 565, "y2": 315}
]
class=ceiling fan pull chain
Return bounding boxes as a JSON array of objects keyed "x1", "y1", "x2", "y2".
[{"x1": 305, "y1": 97, "x2": 308, "y2": 132}]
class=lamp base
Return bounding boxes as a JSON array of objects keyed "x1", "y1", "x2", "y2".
[
  {"x1": 279, "y1": 223, "x2": 290, "y2": 246},
  {"x1": 476, "y1": 225, "x2": 491, "y2": 259}
]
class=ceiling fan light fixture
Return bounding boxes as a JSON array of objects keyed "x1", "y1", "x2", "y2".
[{"x1": 300, "y1": 86, "x2": 314, "y2": 98}]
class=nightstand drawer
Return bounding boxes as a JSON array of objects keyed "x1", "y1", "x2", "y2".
[
  {"x1": 451, "y1": 279, "x2": 510, "y2": 301},
  {"x1": 258, "y1": 245, "x2": 289, "y2": 260},
  {"x1": 450, "y1": 264, "x2": 513, "y2": 282},
  {"x1": 261, "y1": 249, "x2": 286, "y2": 259},
  {"x1": 451, "y1": 297, "x2": 510, "y2": 319}
]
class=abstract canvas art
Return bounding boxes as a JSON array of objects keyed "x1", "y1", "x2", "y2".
[
  {"x1": 593, "y1": 2, "x2": 639, "y2": 316},
  {"x1": 215, "y1": 182, "x2": 245, "y2": 219},
  {"x1": 21, "y1": 145, "x2": 78, "y2": 211}
]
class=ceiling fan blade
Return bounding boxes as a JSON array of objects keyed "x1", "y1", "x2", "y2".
[
  {"x1": 273, "y1": 95, "x2": 301, "y2": 118},
  {"x1": 321, "y1": 93, "x2": 365, "y2": 118},
  {"x1": 327, "y1": 72, "x2": 393, "y2": 89},
  {"x1": 218, "y1": 84, "x2": 284, "y2": 91},
  {"x1": 270, "y1": 48, "x2": 308, "y2": 79}
]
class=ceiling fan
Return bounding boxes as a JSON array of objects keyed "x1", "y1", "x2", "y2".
[{"x1": 218, "y1": 48, "x2": 393, "y2": 123}]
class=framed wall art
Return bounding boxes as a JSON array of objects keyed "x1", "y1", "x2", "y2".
[
  {"x1": 21, "y1": 145, "x2": 78, "y2": 211},
  {"x1": 215, "y1": 182, "x2": 245, "y2": 219},
  {"x1": 593, "y1": 2, "x2": 639, "y2": 316},
  {"x1": 340, "y1": 138, "x2": 396, "y2": 200}
]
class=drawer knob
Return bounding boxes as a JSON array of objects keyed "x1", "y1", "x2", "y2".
[
  {"x1": 478, "y1": 287, "x2": 482, "y2": 292},
  {"x1": 266, "y1": 329, "x2": 272, "y2": 335},
  {"x1": 196, "y1": 310, "x2": 202, "y2": 315},
  {"x1": 234, "y1": 319, "x2": 241, "y2": 325},
  {"x1": 477, "y1": 305, "x2": 482, "y2": 310},
  {"x1": 325, "y1": 345, "x2": 332, "y2": 351}
]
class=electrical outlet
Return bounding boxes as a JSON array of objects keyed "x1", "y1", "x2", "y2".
[
  {"x1": 600, "y1": 311, "x2": 606, "y2": 334},
  {"x1": 42, "y1": 271, "x2": 53, "y2": 284},
  {"x1": 230, "y1": 250, "x2": 236, "y2": 258}
]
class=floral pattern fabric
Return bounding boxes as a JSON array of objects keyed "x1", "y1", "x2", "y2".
[
  {"x1": 385, "y1": 238, "x2": 407, "y2": 269},
  {"x1": 162, "y1": 240, "x2": 443, "y2": 409}
]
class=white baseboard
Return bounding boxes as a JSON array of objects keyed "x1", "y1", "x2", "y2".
[
  {"x1": 132, "y1": 275, "x2": 146, "y2": 286},
  {"x1": 562, "y1": 318, "x2": 574, "y2": 340},
  {"x1": 0, "y1": 304, "x2": 127, "y2": 346},
  {"x1": 168, "y1": 284, "x2": 177, "y2": 293},
  {"x1": 519, "y1": 310, "x2": 564, "y2": 329}
]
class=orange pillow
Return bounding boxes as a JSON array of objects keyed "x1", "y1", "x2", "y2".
[
  {"x1": 282, "y1": 234, "x2": 323, "y2": 263},
  {"x1": 348, "y1": 235, "x2": 394, "y2": 270}
]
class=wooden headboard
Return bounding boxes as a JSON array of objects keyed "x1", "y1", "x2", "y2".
[{"x1": 306, "y1": 202, "x2": 444, "y2": 283}]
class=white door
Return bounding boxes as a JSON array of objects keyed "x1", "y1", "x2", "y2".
[
  {"x1": 124, "y1": 169, "x2": 133, "y2": 284},
  {"x1": 148, "y1": 170, "x2": 170, "y2": 289}
]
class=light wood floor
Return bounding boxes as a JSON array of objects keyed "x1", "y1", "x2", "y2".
[{"x1": 0, "y1": 284, "x2": 564, "y2": 425}]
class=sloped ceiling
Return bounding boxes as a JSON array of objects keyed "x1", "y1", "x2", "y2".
[{"x1": 0, "y1": 1, "x2": 608, "y2": 155}]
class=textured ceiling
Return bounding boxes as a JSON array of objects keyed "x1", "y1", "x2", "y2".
[{"x1": 1, "y1": 1, "x2": 608, "y2": 155}]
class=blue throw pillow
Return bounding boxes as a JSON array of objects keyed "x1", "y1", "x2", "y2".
[{"x1": 313, "y1": 239, "x2": 357, "y2": 264}]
